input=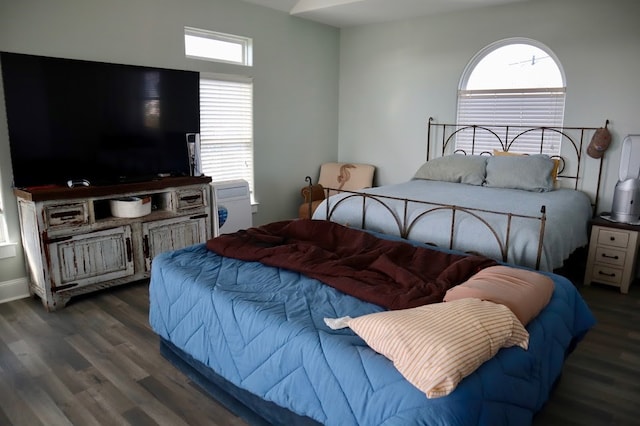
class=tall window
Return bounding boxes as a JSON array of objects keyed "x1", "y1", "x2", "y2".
[
  {"x1": 199, "y1": 74, "x2": 255, "y2": 199},
  {"x1": 456, "y1": 38, "x2": 566, "y2": 155},
  {"x1": 184, "y1": 27, "x2": 255, "y2": 201}
]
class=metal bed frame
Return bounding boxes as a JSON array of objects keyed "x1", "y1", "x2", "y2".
[
  {"x1": 426, "y1": 117, "x2": 607, "y2": 211},
  {"x1": 307, "y1": 118, "x2": 606, "y2": 270}
]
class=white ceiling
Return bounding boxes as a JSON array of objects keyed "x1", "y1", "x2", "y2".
[{"x1": 241, "y1": 0, "x2": 529, "y2": 28}]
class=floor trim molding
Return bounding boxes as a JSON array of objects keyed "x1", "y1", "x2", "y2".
[{"x1": 0, "y1": 277, "x2": 30, "y2": 304}]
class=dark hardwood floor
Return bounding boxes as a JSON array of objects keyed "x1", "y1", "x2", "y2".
[{"x1": 0, "y1": 280, "x2": 638, "y2": 426}]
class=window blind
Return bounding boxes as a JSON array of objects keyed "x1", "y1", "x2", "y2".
[
  {"x1": 456, "y1": 87, "x2": 566, "y2": 155},
  {"x1": 199, "y1": 74, "x2": 254, "y2": 197}
]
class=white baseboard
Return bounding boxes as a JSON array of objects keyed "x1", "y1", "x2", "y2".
[
  {"x1": 0, "y1": 277, "x2": 30, "y2": 304},
  {"x1": 0, "y1": 242, "x2": 18, "y2": 260}
]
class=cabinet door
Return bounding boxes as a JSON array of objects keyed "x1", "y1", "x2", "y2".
[
  {"x1": 142, "y1": 215, "x2": 208, "y2": 271},
  {"x1": 48, "y1": 226, "x2": 135, "y2": 291}
]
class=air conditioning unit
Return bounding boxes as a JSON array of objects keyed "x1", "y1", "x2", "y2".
[{"x1": 210, "y1": 180, "x2": 252, "y2": 236}]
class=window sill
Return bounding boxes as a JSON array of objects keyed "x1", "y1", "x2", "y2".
[{"x1": 0, "y1": 242, "x2": 18, "y2": 260}]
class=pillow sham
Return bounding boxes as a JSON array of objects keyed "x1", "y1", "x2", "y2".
[
  {"x1": 485, "y1": 154, "x2": 555, "y2": 192},
  {"x1": 493, "y1": 150, "x2": 561, "y2": 182},
  {"x1": 413, "y1": 154, "x2": 487, "y2": 186},
  {"x1": 444, "y1": 265, "x2": 554, "y2": 326},
  {"x1": 324, "y1": 298, "x2": 529, "y2": 398}
]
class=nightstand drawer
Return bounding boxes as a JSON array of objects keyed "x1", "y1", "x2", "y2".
[
  {"x1": 594, "y1": 246, "x2": 626, "y2": 267},
  {"x1": 597, "y1": 228, "x2": 629, "y2": 248},
  {"x1": 589, "y1": 264, "x2": 623, "y2": 286}
]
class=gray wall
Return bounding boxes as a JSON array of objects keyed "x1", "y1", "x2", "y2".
[
  {"x1": 3, "y1": 0, "x2": 640, "y2": 297},
  {"x1": 0, "y1": 0, "x2": 339, "y2": 288},
  {"x1": 338, "y1": 0, "x2": 640, "y2": 212}
]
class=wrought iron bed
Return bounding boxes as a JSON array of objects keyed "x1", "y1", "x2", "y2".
[
  {"x1": 426, "y1": 117, "x2": 607, "y2": 209},
  {"x1": 308, "y1": 118, "x2": 607, "y2": 270}
]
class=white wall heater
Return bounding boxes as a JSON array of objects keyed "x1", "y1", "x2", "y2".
[{"x1": 210, "y1": 179, "x2": 252, "y2": 237}]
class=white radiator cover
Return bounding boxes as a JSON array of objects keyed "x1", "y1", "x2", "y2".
[{"x1": 210, "y1": 180, "x2": 252, "y2": 236}]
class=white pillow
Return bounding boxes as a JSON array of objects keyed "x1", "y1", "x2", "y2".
[{"x1": 325, "y1": 298, "x2": 529, "y2": 398}]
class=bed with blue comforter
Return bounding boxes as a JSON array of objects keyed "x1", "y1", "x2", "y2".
[
  {"x1": 149, "y1": 224, "x2": 595, "y2": 426},
  {"x1": 312, "y1": 179, "x2": 593, "y2": 271}
]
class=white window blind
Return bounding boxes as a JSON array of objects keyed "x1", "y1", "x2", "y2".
[
  {"x1": 199, "y1": 74, "x2": 254, "y2": 198},
  {"x1": 456, "y1": 87, "x2": 566, "y2": 155}
]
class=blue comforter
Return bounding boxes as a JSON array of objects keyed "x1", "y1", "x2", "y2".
[{"x1": 149, "y1": 243, "x2": 595, "y2": 426}]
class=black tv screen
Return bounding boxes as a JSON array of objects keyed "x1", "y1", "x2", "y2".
[{"x1": 1, "y1": 52, "x2": 199, "y2": 188}]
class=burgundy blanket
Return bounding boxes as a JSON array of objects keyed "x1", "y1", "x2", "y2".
[{"x1": 206, "y1": 220, "x2": 497, "y2": 310}]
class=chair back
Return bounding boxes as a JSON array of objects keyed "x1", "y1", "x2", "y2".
[{"x1": 317, "y1": 162, "x2": 375, "y2": 196}]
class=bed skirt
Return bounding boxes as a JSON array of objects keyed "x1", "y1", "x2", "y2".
[{"x1": 159, "y1": 338, "x2": 321, "y2": 426}]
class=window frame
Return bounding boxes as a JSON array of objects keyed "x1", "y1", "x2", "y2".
[
  {"x1": 184, "y1": 26, "x2": 253, "y2": 66},
  {"x1": 198, "y1": 72, "x2": 255, "y2": 202},
  {"x1": 459, "y1": 38, "x2": 566, "y2": 91},
  {"x1": 456, "y1": 38, "x2": 567, "y2": 156}
]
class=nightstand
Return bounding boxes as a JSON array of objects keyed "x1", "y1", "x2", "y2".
[{"x1": 584, "y1": 214, "x2": 640, "y2": 293}]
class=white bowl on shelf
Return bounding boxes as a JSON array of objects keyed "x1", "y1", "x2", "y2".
[{"x1": 109, "y1": 196, "x2": 152, "y2": 218}]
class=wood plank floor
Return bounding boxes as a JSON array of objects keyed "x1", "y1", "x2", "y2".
[{"x1": 0, "y1": 280, "x2": 638, "y2": 426}]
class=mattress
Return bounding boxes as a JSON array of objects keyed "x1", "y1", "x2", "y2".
[
  {"x1": 149, "y1": 240, "x2": 595, "y2": 426},
  {"x1": 313, "y1": 179, "x2": 593, "y2": 271}
]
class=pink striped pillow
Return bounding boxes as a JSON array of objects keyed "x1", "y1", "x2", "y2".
[{"x1": 343, "y1": 298, "x2": 528, "y2": 398}]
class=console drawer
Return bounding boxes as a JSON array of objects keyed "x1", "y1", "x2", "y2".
[
  {"x1": 176, "y1": 189, "x2": 205, "y2": 210},
  {"x1": 45, "y1": 203, "x2": 90, "y2": 228}
]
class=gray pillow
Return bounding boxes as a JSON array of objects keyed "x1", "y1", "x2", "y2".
[
  {"x1": 413, "y1": 154, "x2": 487, "y2": 186},
  {"x1": 485, "y1": 154, "x2": 555, "y2": 192}
]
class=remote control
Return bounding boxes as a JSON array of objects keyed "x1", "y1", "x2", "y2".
[{"x1": 67, "y1": 179, "x2": 91, "y2": 188}]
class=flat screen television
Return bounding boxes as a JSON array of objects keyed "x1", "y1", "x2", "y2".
[{"x1": 1, "y1": 52, "x2": 199, "y2": 188}]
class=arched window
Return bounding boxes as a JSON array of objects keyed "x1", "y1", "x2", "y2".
[{"x1": 456, "y1": 38, "x2": 566, "y2": 155}]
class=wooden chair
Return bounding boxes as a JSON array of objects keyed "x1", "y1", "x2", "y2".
[{"x1": 299, "y1": 162, "x2": 375, "y2": 219}]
